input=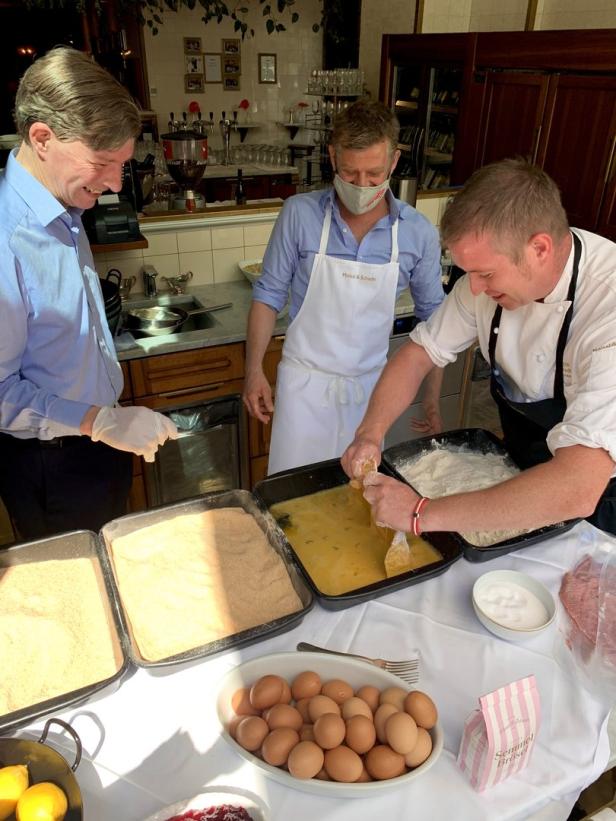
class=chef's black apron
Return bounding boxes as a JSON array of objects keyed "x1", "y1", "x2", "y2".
[{"x1": 488, "y1": 232, "x2": 616, "y2": 535}]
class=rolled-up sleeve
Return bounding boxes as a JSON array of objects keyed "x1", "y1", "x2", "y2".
[
  {"x1": 252, "y1": 197, "x2": 300, "y2": 314},
  {"x1": 408, "y1": 220, "x2": 445, "y2": 321}
]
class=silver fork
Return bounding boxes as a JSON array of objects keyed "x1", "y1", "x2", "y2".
[{"x1": 296, "y1": 642, "x2": 420, "y2": 686}]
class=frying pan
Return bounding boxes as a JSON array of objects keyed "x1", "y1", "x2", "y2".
[
  {"x1": 123, "y1": 302, "x2": 232, "y2": 337},
  {"x1": 0, "y1": 718, "x2": 83, "y2": 820}
]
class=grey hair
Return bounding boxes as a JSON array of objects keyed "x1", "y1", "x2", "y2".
[
  {"x1": 14, "y1": 47, "x2": 141, "y2": 150},
  {"x1": 330, "y1": 99, "x2": 400, "y2": 158},
  {"x1": 440, "y1": 158, "x2": 570, "y2": 263}
]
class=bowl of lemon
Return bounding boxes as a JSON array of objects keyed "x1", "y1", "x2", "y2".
[{"x1": 0, "y1": 718, "x2": 83, "y2": 820}]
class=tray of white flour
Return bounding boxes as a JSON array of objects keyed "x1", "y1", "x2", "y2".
[
  {"x1": 99, "y1": 490, "x2": 314, "y2": 667},
  {"x1": 0, "y1": 530, "x2": 131, "y2": 734},
  {"x1": 382, "y1": 428, "x2": 579, "y2": 562}
]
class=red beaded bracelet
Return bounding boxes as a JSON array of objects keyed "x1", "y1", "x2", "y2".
[{"x1": 410, "y1": 496, "x2": 430, "y2": 537}]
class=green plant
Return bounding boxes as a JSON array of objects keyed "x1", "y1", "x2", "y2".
[{"x1": 23, "y1": 0, "x2": 325, "y2": 37}]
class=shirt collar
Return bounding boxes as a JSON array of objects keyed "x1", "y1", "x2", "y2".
[
  {"x1": 4, "y1": 149, "x2": 77, "y2": 228},
  {"x1": 541, "y1": 231, "x2": 578, "y2": 304}
]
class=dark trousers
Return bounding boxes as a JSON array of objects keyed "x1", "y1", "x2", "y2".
[{"x1": 0, "y1": 433, "x2": 132, "y2": 542}]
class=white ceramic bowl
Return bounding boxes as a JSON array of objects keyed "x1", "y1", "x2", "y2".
[
  {"x1": 238, "y1": 259, "x2": 263, "y2": 284},
  {"x1": 216, "y1": 650, "x2": 443, "y2": 799},
  {"x1": 472, "y1": 569, "x2": 556, "y2": 642},
  {"x1": 143, "y1": 788, "x2": 269, "y2": 821}
]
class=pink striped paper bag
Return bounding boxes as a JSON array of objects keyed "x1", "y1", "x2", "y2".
[{"x1": 457, "y1": 675, "x2": 540, "y2": 792}]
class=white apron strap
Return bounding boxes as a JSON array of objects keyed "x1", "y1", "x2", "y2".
[
  {"x1": 319, "y1": 203, "x2": 333, "y2": 254},
  {"x1": 390, "y1": 218, "x2": 399, "y2": 264}
]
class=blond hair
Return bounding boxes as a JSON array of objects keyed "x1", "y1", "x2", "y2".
[
  {"x1": 14, "y1": 47, "x2": 141, "y2": 150},
  {"x1": 330, "y1": 99, "x2": 400, "y2": 158},
  {"x1": 440, "y1": 159, "x2": 569, "y2": 262}
]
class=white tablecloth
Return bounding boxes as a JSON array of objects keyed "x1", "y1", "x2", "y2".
[{"x1": 17, "y1": 521, "x2": 615, "y2": 820}]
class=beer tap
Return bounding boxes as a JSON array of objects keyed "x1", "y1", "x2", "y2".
[{"x1": 220, "y1": 110, "x2": 232, "y2": 165}]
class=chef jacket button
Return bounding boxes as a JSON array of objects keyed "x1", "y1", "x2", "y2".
[{"x1": 536, "y1": 353, "x2": 546, "y2": 362}]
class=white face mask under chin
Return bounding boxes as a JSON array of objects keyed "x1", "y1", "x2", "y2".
[{"x1": 333, "y1": 174, "x2": 390, "y2": 216}]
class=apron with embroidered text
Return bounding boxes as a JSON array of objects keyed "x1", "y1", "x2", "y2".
[
  {"x1": 489, "y1": 231, "x2": 616, "y2": 534},
  {"x1": 268, "y1": 203, "x2": 400, "y2": 474}
]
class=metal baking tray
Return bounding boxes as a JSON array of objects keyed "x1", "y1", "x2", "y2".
[
  {"x1": 253, "y1": 458, "x2": 462, "y2": 610},
  {"x1": 99, "y1": 490, "x2": 314, "y2": 668},
  {"x1": 0, "y1": 531, "x2": 131, "y2": 734},
  {"x1": 382, "y1": 428, "x2": 579, "y2": 562}
]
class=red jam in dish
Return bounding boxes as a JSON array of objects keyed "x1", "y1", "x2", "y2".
[{"x1": 166, "y1": 806, "x2": 252, "y2": 821}]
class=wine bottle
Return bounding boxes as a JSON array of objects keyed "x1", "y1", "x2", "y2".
[{"x1": 235, "y1": 169, "x2": 246, "y2": 206}]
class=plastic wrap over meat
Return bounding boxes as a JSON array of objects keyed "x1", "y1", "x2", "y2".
[{"x1": 558, "y1": 547, "x2": 616, "y2": 703}]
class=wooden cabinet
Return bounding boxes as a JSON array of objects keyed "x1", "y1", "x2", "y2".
[
  {"x1": 380, "y1": 30, "x2": 616, "y2": 239},
  {"x1": 475, "y1": 72, "x2": 549, "y2": 167},
  {"x1": 247, "y1": 335, "x2": 284, "y2": 488},
  {"x1": 537, "y1": 75, "x2": 616, "y2": 233}
]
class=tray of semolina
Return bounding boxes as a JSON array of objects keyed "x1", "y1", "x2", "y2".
[
  {"x1": 0, "y1": 530, "x2": 130, "y2": 734},
  {"x1": 253, "y1": 459, "x2": 462, "y2": 610},
  {"x1": 98, "y1": 490, "x2": 313, "y2": 667}
]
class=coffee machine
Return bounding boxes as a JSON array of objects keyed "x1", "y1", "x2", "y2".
[{"x1": 161, "y1": 129, "x2": 208, "y2": 210}]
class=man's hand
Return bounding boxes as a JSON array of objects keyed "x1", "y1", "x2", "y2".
[
  {"x1": 362, "y1": 472, "x2": 419, "y2": 531},
  {"x1": 88, "y1": 406, "x2": 179, "y2": 462},
  {"x1": 410, "y1": 407, "x2": 443, "y2": 436},
  {"x1": 242, "y1": 370, "x2": 274, "y2": 424},
  {"x1": 341, "y1": 437, "x2": 382, "y2": 480}
]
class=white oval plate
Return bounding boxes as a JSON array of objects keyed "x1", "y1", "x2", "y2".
[
  {"x1": 472, "y1": 569, "x2": 556, "y2": 642},
  {"x1": 144, "y1": 787, "x2": 269, "y2": 821},
  {"x1": 216, "y1": 651, "x2": 443, "y2": 799}
]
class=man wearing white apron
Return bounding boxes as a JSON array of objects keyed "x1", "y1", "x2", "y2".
[{"x1": 243, "y1": 100, "x2": 445, "y2": 475}]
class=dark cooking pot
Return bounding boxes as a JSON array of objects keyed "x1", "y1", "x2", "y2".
[
  {"x1": 124, "y1": 304, "x2": 214, "y2": 336},
  {"x1": 0, "y1": 718, "x2": 83, "y2": 820},
  {"x1": 99, "y1": 268, "x2": 122, "y2": 308}
]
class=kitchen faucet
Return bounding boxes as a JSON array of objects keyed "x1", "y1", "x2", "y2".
[{"x1": 142, "y1": 264, "x2": 159, "y2": 298}]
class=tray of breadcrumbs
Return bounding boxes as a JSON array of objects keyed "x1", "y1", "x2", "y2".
[
  {"x1": 0, "y1": 530, "x2": 130, "y2": 734},
  {"x1": 99, "y1": 490, "x2": 314, "y2": 667}
]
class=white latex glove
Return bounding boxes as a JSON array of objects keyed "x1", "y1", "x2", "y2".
[{"x1": 91, "y1": 406, "x2": 179, "y2": 462}]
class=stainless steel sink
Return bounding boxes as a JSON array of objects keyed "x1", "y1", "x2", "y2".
[{"x1": 121, "y1": 294, "x2": 220, "y2": 333}]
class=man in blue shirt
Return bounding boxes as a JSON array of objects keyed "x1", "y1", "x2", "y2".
[
  {"x1": 0, "y1": 48, "x2": 177, "y2": 540},
  {"x1": 242, "y1": 100, "x2": 444, "y2": 475}
]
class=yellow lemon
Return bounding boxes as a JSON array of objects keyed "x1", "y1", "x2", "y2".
[
  {"x1": 15, "y1": 781, "x2": 68, "y2": 821},
  {"x1": 0, "y1": 764, "x2": 29, "y2": 820}
]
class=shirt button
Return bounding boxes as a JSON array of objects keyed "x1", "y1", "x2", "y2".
[
  {"x1": 493, "y1": 327, "x2": 499, "y2": 334},
  {"x1": 493, "y1": 369, "x2": 500, "y2": 376},
  {"x1": 343, "y1": 228, "x2": 347, "y2": 233},
  {"x1": 557, "y1": 305, "x2": 565, "y2": 313},
  {"x1": 536, "y1": 353, "x2": 546, "y2": 363},
  {"x1": 526, "y1": 398, "x2": 532, "y2": 403}
]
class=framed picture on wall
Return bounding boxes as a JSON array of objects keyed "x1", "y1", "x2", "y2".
[
  {"x1": 222, "y1": 38, "x2": 240, "y2": 55},
  {"x1": 258, "y1": 53, "x2": 277, "y2": 84},
  {"x1": 183, "y1": 37, "x2": 202, "y2": 54},
  {"x1": 185, "y1": 74, "x2": 204, "y2": 93},
  {"x1": 204, "y1": 53, "x2": 222, "y2": 83},
  {"x1": 223, "y1": 56, "x2": 241, "y2": 76},
  {"x1": 223, "y1": 76, "x2": 240, "y2": 91},
  {"x1": 185, "y1": 54, "x2": 203, "y2": 75}
]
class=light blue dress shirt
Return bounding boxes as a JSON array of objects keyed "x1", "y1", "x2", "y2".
[
  {"x1": 0, "y1": 151, "x2": 123, "y2": 439},
  {"x1": 252, "y1": 187, "x2": 444, "y2": 321}
]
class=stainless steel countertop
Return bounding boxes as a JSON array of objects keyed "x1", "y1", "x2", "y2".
[{"x1": 115, "y1": 279, "x2": 415, "y2": 361}]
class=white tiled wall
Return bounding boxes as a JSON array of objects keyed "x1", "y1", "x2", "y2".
[
  {"x1": 93, "y1": 218, "x2": 276, "y2": 293},
  {"x1": 93, "y1": 195, "x2": 450, "y2": 293}
]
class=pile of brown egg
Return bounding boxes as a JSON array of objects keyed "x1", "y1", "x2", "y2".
[{"x1": 227, "y1": 670, "x2": 438, "y2": 783}]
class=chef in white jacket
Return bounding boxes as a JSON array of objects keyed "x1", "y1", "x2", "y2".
[
  {"x1": 243, "y1": 100, "x2": 445, "y2": 475},
  {"x1": 343, "y1": 159, "x2": 616, "y2": 537}
]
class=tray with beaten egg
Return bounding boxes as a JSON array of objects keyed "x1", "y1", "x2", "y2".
[
  {"x1": 382, "y1": 428, "x2": 579, "y2": 562},
  {"x1": 253, "y1": 459, "x2": 462, "y2": 610}
]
